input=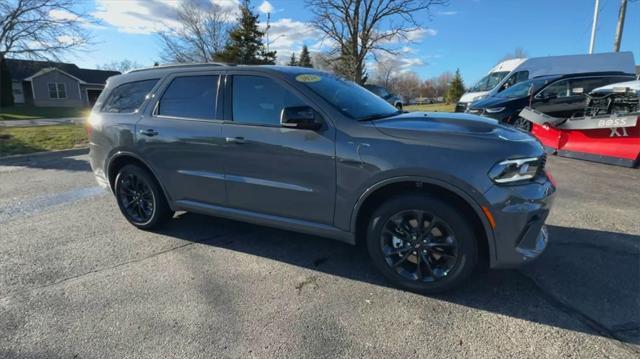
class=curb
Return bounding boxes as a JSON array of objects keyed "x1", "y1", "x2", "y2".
[{"x1": 0, "y1": 147, "x2": 89, "y2": 163}]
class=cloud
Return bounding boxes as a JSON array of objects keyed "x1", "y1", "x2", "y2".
[
  {"x1": 406, "y1": 28, "x2": 437, "y2": 41},
  {"x1": 260, "y1": 18, "x2": 323, "y2": 62},
  {"x1": 259, "y1": 1, "x2": 274, "y2": 14},
  {"x1": 437, "y1": 10, "x2": 458, "y2": 16},
  {"x1": 93, "y1": 0, "x2": 240, "y2": 34}
]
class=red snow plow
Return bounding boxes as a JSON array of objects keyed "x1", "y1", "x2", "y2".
[{"x1": 521, "y1": 107, "x2": 640, "y2": 167}]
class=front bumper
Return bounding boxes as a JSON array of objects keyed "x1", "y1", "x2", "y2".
[
  {"x1": 455, "y1": 102, "x2": 468, "y2": 112},
  {"x1": 484, "y1": 173, "x2": 556, "y2": 268}
]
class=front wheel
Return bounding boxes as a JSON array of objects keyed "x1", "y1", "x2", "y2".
[
  {"x1": 114, "y1": 164, "x2": 173, "y2": 229},
  {"x1": 395, "y1": 103, "x2": 403, "y2": 111},
  {"x1": 512, "y1": 117, "x2": 532, "y2": 132},
  {"x1": 366, "y1": 194, "x2": 478, "y2": 293}
]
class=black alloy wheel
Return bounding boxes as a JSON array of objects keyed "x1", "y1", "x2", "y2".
[
  {"x1": 381, "y1": 210, "x2": 459, "y2": 282},
  {"x1": 512, "y1": 117, "x2": 532, "y2": 132},
  {"x1": 367, "y1": 194, "x2": 477, "y2": 293},
  {"x1": 114, "y1": 164, "x2": 173, "y2": 229}
]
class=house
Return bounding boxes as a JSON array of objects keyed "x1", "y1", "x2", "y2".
[{"x1": 6, "y1": 59, "x2": 120, "y2": 107}]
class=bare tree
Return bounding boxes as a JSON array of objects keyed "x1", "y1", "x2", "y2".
[
  {"x1": 372, "y1": 57, "x2": 399, "y2": 89},
  {"x1": 0, "y1": 0, "x2": 91, "y2": 60},
  {"x1": 499, "y1": 47, "x2": 528, "y2": 63},
  {"x1": 390, "y1": 71, "x2": 421, "y2": 100},
  {"x1": 97, "y1": 59, "x2": 143, "y2": 73},
  {"x1": 306, "y1": 0, "x2": 446, "y2": 84},
  {"x1": 158, "y1": 1, "x2": 232, "y2": 63}
]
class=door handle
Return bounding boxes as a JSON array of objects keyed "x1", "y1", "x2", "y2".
[
  {"x1": 139, "y1": 129, "x2": 159, "y2": 137},
  {"x1": 225, "y1": 136, "x2": 246, "y2": 144}
]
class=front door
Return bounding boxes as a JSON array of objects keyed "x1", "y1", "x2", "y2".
[
  {"x1": 221, "y1": 74, "x2": 336, "y2": 225},
  {"x1": 136, "y1": 72, "x2": 227, "y2": 206}
]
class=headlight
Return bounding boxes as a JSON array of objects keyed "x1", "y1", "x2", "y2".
[
  {"x1": 488, "y1": 157, "x2": 542, "y2": 183},
  {"x1": 485, "y1": 107, "x2": 506, "y2": 113}
]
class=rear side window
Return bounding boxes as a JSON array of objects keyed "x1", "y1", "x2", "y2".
[
  {"x1": 157, "y1": 75, "x2": 219, "y2": 119},
  {"x1": 101, "y1": 79, "x2": 158, "y2": 113}
]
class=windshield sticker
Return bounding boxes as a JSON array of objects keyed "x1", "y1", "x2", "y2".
[{"x1": 295, "y1": 74, "x2": 321, "y2": 83}]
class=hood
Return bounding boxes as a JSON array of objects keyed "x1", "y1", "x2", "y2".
[
  {"x1": 468, "y1": 95, "x2": 519, "y2": 110},
  {"x1": 459, "y1": 91, "x2": 489, "y2": 103},
  {"x1": 590, "y1": 80, "x2": 640, "y2": 95},
  {"x1": 371, "y1": 112, "x2": 534, "y2": 142}
]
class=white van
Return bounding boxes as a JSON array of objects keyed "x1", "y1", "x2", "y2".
[
  {"x1": 456, "y1": 58, "x2": 526, "y2": 112},
  {"x1": 455, "y1": 52, "x2": 637, "y2": 112}
]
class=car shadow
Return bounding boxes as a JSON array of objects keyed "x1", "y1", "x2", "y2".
[{"x1": 154, "y1": 212, "x2": 640, "y2": 347}]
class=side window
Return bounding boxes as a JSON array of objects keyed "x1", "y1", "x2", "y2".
[
  {"x1": 502, "y1": 71, "x2": 528, "y2": 91},
  {"x1": 570, "y1": 77, "x2": 625, "y2": 96},
  {"x1": 232, "y1": 75, "x2": 305, "y2": 126},
  {"x1": 540, "y1": 79, "x2": 570, "y2": 98},
  {"x1": 158, "y1": 75, "x2": 219, "y2": 119},
  {"x1": 101, "y1": 79, "x2": 158, "y2": 113},
  {"x1": 515, "y1": 71, "x2": 529, "y2": 83}
]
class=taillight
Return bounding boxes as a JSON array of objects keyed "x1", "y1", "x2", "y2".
[{"x1": 84, "y1": 120, "x2": 93, "y2": 138}]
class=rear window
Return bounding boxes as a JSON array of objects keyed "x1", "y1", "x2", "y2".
[{"x1": 101, "y1": 79, "x2": 158, "y2": 113}]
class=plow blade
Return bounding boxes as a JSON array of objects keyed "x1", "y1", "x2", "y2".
[{"x1": 521, "y1": 107, "x2": 640, "y2": 168}]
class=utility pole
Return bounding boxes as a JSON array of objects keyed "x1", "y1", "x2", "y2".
[
  {"x1": 613, "y1": 0, "x2": 628, "y2": 52},
  {"x1": 589, "y1": 0, "x2": 600, "y2": 54}
]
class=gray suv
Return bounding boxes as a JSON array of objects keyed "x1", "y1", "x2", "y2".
[{"x1": 88, "y1": 64, "x2": 555, "y2": 293}]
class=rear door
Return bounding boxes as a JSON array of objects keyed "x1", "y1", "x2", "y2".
[
  {"x1": 533, "y1": 78, "x2": 578, "y2": 118},
  {"x1": 220, "y1": 72, "x2": 336, "y2": 224},
  {"x1": 136, "y1": 71, "x2": 227, "y2": 206},
  {"x1": 534, "y1": 76, "x2": 633, "y2": 118}
]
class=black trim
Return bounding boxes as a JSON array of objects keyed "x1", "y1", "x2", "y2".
[{"x1": 557, "y1": 149, "x2": 639, "y2": 168}]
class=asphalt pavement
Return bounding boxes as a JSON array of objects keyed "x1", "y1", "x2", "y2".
[{"x1": 0, "y1": 152, "x2": 638, "y2": 358}]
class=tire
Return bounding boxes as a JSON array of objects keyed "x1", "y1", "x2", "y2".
[
  {"x1": 512, "y1": 117, "x2": 532, "y2": 132},
  {"x1": 366, "y1": 194, "x2": 478, "y2": 293},
  {"x1": 114, "y1": 164, "x2": 173, "y2": 229},
  {"x1": 395, "y1": 103, "x2": 403, "y2": 111}
]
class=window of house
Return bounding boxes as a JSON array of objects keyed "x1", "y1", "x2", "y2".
[
  {"x1": 232, "y1": 75, "x2": 306, "y2": 126},
  {"x1": 157, "y1": 75, "x2": 218, "y2": 119},
  {"x1": 101, "y1": 79, "x2": 158, "y2": 113},
  {"x1": 48, "y1": 83, "x2": 66, "y2": 99}
]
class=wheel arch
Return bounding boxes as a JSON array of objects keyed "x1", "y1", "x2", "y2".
[
  {"x1": 350, "y1": 176, "x2": 496, "y2": 266},
  {"x1": 106, "y1": 151, "x2": 175, "y2": 209}
]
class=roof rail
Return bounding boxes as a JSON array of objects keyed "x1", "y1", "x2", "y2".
[{"x1": 126, "y1": 62, "x2": 234, "y2": 74}]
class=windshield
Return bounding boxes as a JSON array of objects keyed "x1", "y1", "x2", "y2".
[
  {"x1": 293, "y1": 72, "x2": 399, "y2": 120},
  {"x1": 469, "y1": 71, "x2": 510, "y2": 92},
  {"x1": 496, "y1": 78, "x2": 553, "y2": 99}
]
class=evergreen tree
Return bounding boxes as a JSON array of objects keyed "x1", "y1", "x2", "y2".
[
  {"x1": 446, "y1": 69, "x2": 465, "y2": 104},
  {"x1": 288, "y1": 52, "x2": 297, "y2": 66},
  {"x1": 215, "y1": 0, "x2": 276, "y2": 65},
  {"x1": 0, "y1": 57, "x2": 14, "y2": 107},
  {"x1": 298, "y1": 45, "x2": 313, "y2": 68}
]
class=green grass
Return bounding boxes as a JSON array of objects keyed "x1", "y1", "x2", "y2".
[
  {"x1": 0, "y1": 124, "x2": 88, "y2": 157},
  {"x1": 404, "y1": 103, "x2": 455, "y2": 112},
  {"x1": 0, "y1": 106, "x2": 90, "y2": 120}
]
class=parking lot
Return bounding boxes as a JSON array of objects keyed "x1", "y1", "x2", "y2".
[{"x1": 0, "y1": 151, "x2": 638, "y2": 358}]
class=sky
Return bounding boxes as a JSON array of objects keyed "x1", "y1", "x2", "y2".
[{"x1": 64, "y1": 0, "x2": 640, "y2": 86}]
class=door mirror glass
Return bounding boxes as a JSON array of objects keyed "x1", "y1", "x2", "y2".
[{"x1": 281, "y1": 106, "x2": 322, "y2": 130}]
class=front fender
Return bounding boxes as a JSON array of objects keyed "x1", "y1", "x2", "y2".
[{"x1": 348, "y1": 174, "x2": 497, "y2": 266}]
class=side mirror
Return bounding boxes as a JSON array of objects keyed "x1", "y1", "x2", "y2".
[
  {"x1": 538, "y1": 93, "x2": 557, "y2": 101},
  {"x1": 281, "y1": 106, "x2": 322, "y2": 130}
]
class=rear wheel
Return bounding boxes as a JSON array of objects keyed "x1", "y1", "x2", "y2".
[
  {"x1": 114, "y1": 164, "x2": 173, "y2": 229},
  {"x1": 366, "y1": 194, "x2": 478, "y2": 293}
]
